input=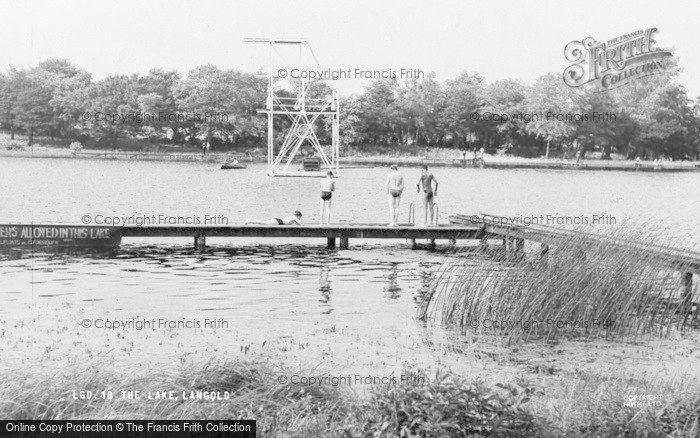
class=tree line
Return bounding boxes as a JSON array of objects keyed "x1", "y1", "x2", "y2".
[{"x1": 1, "y1": 58, "x2": 698, "y2": 159}]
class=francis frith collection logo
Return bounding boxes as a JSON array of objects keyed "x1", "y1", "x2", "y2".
[{"x1": 563, "y1": 28, "x2": 673, "y2": 90}]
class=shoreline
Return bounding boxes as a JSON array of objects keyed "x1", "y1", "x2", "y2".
[
  {"x1": 2, "y1": 328, "x2": 699, "y2": 436},
  {"x1": 1, "y1": 147, "x2": 698, "y2": 172}
]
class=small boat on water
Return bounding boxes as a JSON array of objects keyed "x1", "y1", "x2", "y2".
[{"x1": 221, "y1": 160, "x2": 247, "y2": 170}]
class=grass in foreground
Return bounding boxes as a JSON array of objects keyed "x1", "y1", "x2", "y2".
[{"x1": 1, "y1": 360, "x2": 699, "y2": 437}]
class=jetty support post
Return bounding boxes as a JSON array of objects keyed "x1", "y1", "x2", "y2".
[
  {"x1": 480, "y1": 235, "x2": 489, "y2": 251},
  {"x1": 327, "y1": 237, "x2": 336, "y2": 249},
  {"x1": 681, "y1": 272, "x2": 693, "y2": 319},
  {"x1": 194, "y1": 232, "x2": 206, "y2": 250},
  {"x1": 515, "y1": 238, "x2": 525, "y2": 253},
  {"x1": 411, "y1": 239, "x2": 417, "y2": 249},
  {"x1": 339, "y1": 235, "x2": 349, "y2": 250},
  {"x1": 504, "y1": 235, "x2": 513, "y2": 252}
]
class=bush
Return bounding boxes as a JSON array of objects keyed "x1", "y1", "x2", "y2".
[
  {"x1": 69, "y1": 141, "x2": 83, "y2": 154},
  {"x1": 363, "y1": 372, "x2": 549, "y2": 437},
  {"x1": 0, "y1": 138, "x2": 26, "y2": 151}
]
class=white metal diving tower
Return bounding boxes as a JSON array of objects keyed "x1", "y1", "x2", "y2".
[{"x1": 244, "y1": 38, "x2": 340, "y2": 177}]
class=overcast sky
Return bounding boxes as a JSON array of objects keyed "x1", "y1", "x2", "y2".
[{"x1": 1, "y1": 0, "x2": 698, "y2": 98}]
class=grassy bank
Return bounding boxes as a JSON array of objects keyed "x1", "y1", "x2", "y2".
[
  {"x1": 1, "y1": 359, "x2": 699, "y2": 437},
  {"x1": 6, "y1": 132, "x2": 695, "y2": 166}
]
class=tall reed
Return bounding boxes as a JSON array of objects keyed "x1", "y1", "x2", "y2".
[{"x1": 419, "y1": 228, "x2": 699, "y2": 343}]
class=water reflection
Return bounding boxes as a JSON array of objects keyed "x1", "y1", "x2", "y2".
[
  {"x1": 384, "y1": 263, "x2": 402, "y2": 299},
  {"x1": 319, "y1": 265, "x2": 332, "y2": 314},
  {"x1": 416, "y1": 267, "x2": 436, "y2": 303},
  {"x1": 1, "y1": 244, "x2": 447, "y2": 316}
]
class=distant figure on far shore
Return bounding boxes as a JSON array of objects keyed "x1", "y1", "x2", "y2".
[
  {"x1": 417, "y1": 165, "x2": 438, "y2": 227},
  {"x1": 244, "y1": 211, "x2": 303, "y2": 226},
  {"x1": 319, "y1": 171, "x2": 336, "y2": 225},
  {"x1": 386, "y1": 164, "x2": 404, "y2": 227}
]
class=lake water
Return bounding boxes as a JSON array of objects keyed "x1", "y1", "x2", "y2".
[{"x1": 0, "y1": 157, "x2": 698, "y2": 375}]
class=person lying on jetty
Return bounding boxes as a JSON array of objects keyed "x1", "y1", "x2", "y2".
[{"x1": 244, "y1": 211, "x2": 303, "y2": 225}]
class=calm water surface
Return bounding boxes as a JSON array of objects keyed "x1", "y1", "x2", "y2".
[{"x1": 0, "y1": 158, "x2": 698, "y2": 373}]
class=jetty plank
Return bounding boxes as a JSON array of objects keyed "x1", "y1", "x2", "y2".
[{"x1": 449, "y1": 214, "x2": 700, "y2": 274}]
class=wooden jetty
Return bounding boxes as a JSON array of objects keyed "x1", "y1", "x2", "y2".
[
  {"x1": 2, "y1": 219, "x2": 698, "y2": 270},
  {"x1": 448, "y1": 213, "x2": 700, "y2": 274},
  {"x1": 119, "y1": 224, "x2": 484, "y2": 250},
  {"x1": 2, "y1": 220, "x2": 698, "y2": 273},
  {"x1": 0, "y1": 223, "x2": 483, "y2": 250},
  {"x1": 449, "y1": 213, "x2": 700, "y2": 313},
  {"x1": 2, "y1": 217, "x2": 698, "y2": 308}
]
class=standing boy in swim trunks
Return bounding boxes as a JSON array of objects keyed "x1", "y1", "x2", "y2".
[
  {"x1": 386, "y1": 164, "x2": 404, "y2": 226},
  {"x1": 417, "y1": 165, "x2": 438, "y2": 226},
  {"x1": 319, "y1": 171, "x2": 336, "y2": 225},
  {"x1": 244, "y1": 211, "x2": 303, "y2": 225}
]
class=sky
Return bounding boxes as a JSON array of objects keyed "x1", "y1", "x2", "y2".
[{"x1": 1, "y1": 0, "x2": 698, "y2": 98}]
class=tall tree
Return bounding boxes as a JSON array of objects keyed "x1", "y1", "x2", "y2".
[
  {"x1": 358, "y1": 78, "x2": 400, "y2": 145},
  {"x1": 338, "y1": 95, "x2": 369, "y2": 146},
  {"x1": 82, "y1": 75, "x2": 140, "y2": 149},
  {"x1": 49, "y1": 67, "x2": 92, "y2": 141},
  {"x1": 523, "y1": 74, "x2": 578, "y2": 158},
  {"x1": 134, "y1": 69, "x2": 182, "y2": 143},
  {"x1": 12, "y1": 68, "x2": 54, "y2": 145},
  {"x1": 440, "y1": 72, "x2": 485, "y2": 149},
  {"x1": 397, "y1": 73, "x2": 444, "y2": 145},
  {"x1": 0, "y1": 71, "x2": 18, "y2": 138},
  {"x1": 481, "y1": 79, "x2": 527, "y2": 149},
  {"x1": 21, "y1": 59, "x2": 87, "y2": 142},
  {"x1": 174, "y1": 65, "x2": 247, "y2": 148}
]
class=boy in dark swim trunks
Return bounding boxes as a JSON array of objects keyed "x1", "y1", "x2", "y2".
[
  {"x1": 244, "y1": 211, "x2": 303, "y2": 225},
  {"x1": 386, "y1": 164, "x2": 405, "y2": 226},
  {"x1": 319, "y1": 171, "x2": 336, "y2": 225},
  {"x1": 416, "y1": 165, "x2": 438, "y2": 226}
]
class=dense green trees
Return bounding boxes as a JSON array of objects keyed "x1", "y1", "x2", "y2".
[
  {"x1": 0, "y1": 58, "x2": 698, "y2": 159},
  {"x1": 339, "y1": 67, "x2": 698, "y2": 160},
  {"x1": 0, "y1": 59, "x2": 267, "y2": 151}
]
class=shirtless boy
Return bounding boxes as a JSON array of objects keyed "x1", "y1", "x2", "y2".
[
  {"x1": 319, "y1": 171, "x2": 336, "y2": 225},
  {"x1": 386, "y1": 165, "x2": 404, "y2": 226},
  {"x1": 416, "y1": 165, "x2": 438, "y2": 226}
]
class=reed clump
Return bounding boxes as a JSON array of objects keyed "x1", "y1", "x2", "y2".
[{"x1": 419, "y1": 229, "x2": 699, "y2": 343}]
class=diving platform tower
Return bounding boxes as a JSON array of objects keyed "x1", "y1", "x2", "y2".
[{"x1": 244, "y1": 38, "x2": 340, "y2": 177}]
